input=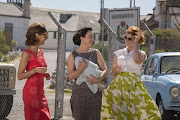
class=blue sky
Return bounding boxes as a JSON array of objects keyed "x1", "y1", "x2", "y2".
[{"x1": 0, "y1": 0, "x2": 156, "y2": 15}]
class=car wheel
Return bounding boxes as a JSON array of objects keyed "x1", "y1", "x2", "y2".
[
  {"x1": 157, "y1": 97, "x2": 173, "y2": 120},
  {"x1": 0, "y1": 95, "x2": 13, "y2": 118}
]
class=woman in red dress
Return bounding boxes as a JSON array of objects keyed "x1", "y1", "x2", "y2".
[{"x1": 17, "y1": 22, "x2": 51, "y2": 120}]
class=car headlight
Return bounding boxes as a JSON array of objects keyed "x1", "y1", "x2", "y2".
[{"x1": 169, "y1": 86, "x2": 180, "y2": 98}]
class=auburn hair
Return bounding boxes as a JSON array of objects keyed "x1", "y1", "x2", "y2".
[{"x1": 126, "y1": 26, "x2": 146, "y2": 44}]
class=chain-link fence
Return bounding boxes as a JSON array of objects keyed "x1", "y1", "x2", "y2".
[
  {"x1": 0, "y1": 24, "x2": 74, "y2": 119},
  {"x1": 141, "y1": 28, "x2": 180, "y2": 57},
  {"x1": 1, "y1": 13, "x2": 180, "y2": 120}
]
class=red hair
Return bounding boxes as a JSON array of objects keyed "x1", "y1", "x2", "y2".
[{"x1": 126, "y1": 26, "x2": 146, "y2": 44}]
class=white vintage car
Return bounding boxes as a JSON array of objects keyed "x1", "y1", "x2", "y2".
[{"x1": 0, "y1": 63, "x2": 16, "y2": 119}]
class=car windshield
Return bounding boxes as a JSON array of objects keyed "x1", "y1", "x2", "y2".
[{"x1": 161, "y1": 56, "x2": 180, "y2": 74}]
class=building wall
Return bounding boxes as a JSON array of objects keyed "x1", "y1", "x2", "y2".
[
  {"x1": 40, "y1": 31, "x2": 58, "y2": 50},
  {"x1": 171, "y1": 16, "x2": 180, "y2": 28},
  {"x1": 154, "y1": 0, "x2": 180, "y2": 28},
  {"x1": 66, "y1": 31, "x2": 76, "y2": 51},
  {"x1": 40, "y1": 31, "x2": 76, "y2": 51},
  {"x1": 0, "y1": 16, "x2": 29, "y2": 50},
  {"x1": 40, "y1": 31, "x2": 100, "y2": 51}
]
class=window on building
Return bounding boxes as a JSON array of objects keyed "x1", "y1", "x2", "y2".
[
  {"x1": 4, "y1": 23, "x2": 13, "y2": 39},
  {"x1": 53, "y1": 32, "x2": 57, "y2": 39},
  {"x1": 4, "y1": 23, "x2": 13, "y2": 46},
  {"x1": 60, "y1": 14, "x2": 72, "y2": 23},
  {"x1": 5, "y1": 23, "x2": 13, "y2": 32}
]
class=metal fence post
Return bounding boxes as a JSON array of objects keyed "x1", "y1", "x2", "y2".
[
  {"x1": 48, "y1": 12, "x2": 66, "y2": 119},
  {"x1": 100, "y1": 18, "x2": 117, "y2": 85},
  {"x1": 143, "y1": 22, "x2": 156, "y2": 56},
  {"x1": 100, "y1": 0, "x2": 105, "y2": 58}
]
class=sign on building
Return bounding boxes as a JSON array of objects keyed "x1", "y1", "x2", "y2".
[{"x1": 107, "y1": 7, "x2": 140, "y2": 50}]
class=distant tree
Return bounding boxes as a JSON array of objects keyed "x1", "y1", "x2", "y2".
[
  {"x1": 98, "y1": 26, "x2": 108, "y2": 42},
  {"x1": 143, "y1": 28, "x2": 180, "y2": 53},
  {"x1": 0, "y1": 52, "x2": 3, "y2": 61},
  {"x1": 91, "y1": 43, "x2": 108, "y2": 60},
  {"x1": 0, "y1": 27, "x2": 10, "y2": 54},
  {"x1": 12, "y1": 40, "x2": 18, "y2": 50}
]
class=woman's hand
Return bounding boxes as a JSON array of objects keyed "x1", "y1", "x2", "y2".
[
  {"x1": 98, "y1": 81, "x2": 105, "y2": 91},
  {"x1": 134, "y1": 32, "x2": 141, "y2": 44},
  {"x1": 86, "y1": 74, "x2": 99, "y2": 84},
  {"x1": 46, "y1": 77, "x2": 51, "y2": 80},
  {"x1": 78, "y1": 58, "x2": 88, "y2": 71},
  {"x1": 86, "y1": 75, "x2": 105, "y2": 91},
  {"x1": 43, "y1": 73, "x2": 51, "y2": 80},
  {"x1": 112, "y1": 64, "x2": 121, "y2": 73}
]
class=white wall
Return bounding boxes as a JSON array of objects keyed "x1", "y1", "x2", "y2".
[
  {"x1": 171, "y1": 16, "x2": 180, "y2": 28},
  {"x1": 0, "y1": 16, "x2": 29, "y2": 50},
  {"x1": 40, "y1": 31, "x2": 100, "y2": 51},
  {"x1": 154, "y1": 0, "x2": 180, "y2": 28},
  {"x1": 40, "y1": 31, "x2": 58, "y2": 50},
  {"x1": 66, "y1": 31, "x2": 76, "y2": 51},
  {"x1": 40, "y1": 31, "x2": 76, "y2": 51}
]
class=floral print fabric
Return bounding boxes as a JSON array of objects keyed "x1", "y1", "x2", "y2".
[{"x1": 101, "y1": 72, "x2": 161, "y2": 120}]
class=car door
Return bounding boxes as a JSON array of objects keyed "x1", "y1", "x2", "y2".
[
  {"x1": 149, "y1": 57, "x2": 159, "y2": 100},
  {"x1": 141, "y1": 58, "x2": 152, "y2": 92},
  {"x1": 141, "y1": 57, "x2": 159, "y2": 99}
]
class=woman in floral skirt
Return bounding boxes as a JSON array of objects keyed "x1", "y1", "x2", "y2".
[{"x1": 101, "y1": 26, "x2": 161, "y2": 120}]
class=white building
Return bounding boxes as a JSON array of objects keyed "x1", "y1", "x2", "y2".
[
  {"x1": 154, "y1": 0, "x2": 180, "y2": 28},
  {"x1": 0, "y1": 1, "x2": 101, "y2": 51},
  {"x1": 30, "y1": 7, "x2": 100, "y2": 51},
  {"x1": 0, "y1": 0, "x2": 30, "y2": 50}
]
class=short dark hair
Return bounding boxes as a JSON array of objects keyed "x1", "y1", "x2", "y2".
[
  {"x1": 73, "y1": 27, "x2": 92, "y2": 46},
  {"x1": 25, "y1": 22, "x2": 47, "y2": 46}
]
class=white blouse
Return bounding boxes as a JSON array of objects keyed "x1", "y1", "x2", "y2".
[{"x1": 114, "y1": 47, "x2": 146, "y2": 75}]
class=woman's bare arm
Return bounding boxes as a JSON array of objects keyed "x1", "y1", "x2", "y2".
[
  {"x1": 17, "y1": 52, "x2": 47, "y2": 80},
  {"x1": 96, "y1": 49, "x2": 108, "y2": 82},
  {"x1": 133, "y1": 45, "x2": 147, "y2": 64},
  {"x1": 67, "y1": 53, "x2": 88, "y2": 80},
  {"x1": 110, "y1": 54, "x2": 121, "y2": 78}
]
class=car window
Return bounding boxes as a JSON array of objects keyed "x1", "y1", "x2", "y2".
[
  {"x1": 144, "y1": 58, "x2": 151, "y2": 75},
  {"x1": 161, "y1": 56, "x2": 180, "y2": 74},
  {"x1": 144, "y1": 57, "x2": 158, "y2": 75},
  {"x1": 149, "y1": 58, "x2": 158, "y2": 75}
]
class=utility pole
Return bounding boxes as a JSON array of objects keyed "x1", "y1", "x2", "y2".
[
  {"x1": 130, "y1": 0, "x2": 136, "y2": 7},
  {"x1": 165, "y1": 4, "x2": 167, "y2": 29}
]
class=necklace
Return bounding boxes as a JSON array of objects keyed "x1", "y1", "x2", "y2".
[{"x1": 28, "y1": 49, "x2": 42, "y2": 58}]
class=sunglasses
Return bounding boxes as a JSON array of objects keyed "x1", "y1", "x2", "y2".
[
  {"x1": 41, "y1": 33, "x2": 48, "y2": 39},
  {"x1": 85, "y1": 35, "x2": 94, "y2": 39},
  {"x1": 124, "y1": 35, "x2": 133, "y2": 41}
]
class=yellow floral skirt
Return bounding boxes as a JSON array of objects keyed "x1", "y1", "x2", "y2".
[{"x1": 101, "y1": 72, "x2": 161, "y2": 120}]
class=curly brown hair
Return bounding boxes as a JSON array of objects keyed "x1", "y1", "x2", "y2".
[
  {"x1": 25, "y1": 22, "x2": 47, "y2": 46},
  {"x1": 126, "y1": 26, "x2": 146, "y2": 45}
]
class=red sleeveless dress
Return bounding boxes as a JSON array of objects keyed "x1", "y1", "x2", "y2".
[{"x1": 22, "y1": 49, "x2": 51, "y2": 120}]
